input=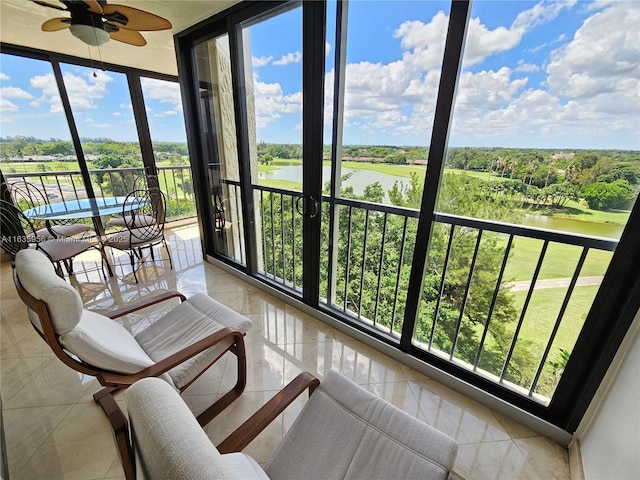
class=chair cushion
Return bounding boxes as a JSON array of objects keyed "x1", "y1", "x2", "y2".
[
  {"x1": 35, "y1": 223, "x2": 92, "y2": 241},
  {"x1": 221, "y1": 453, "x2": 269, "y2": 480},
  {"x1": 135, "y1": 293, "x2": 252, "y2": 389},
  {"x1": 14, "y1": 249, "x2": 83, "y2": 335},
  {"x1": 103, "y1": 228, "x2": 163, "y2": 248},
  {"x1": 37, "y1": 238, "x2": 94, "y2": 263},
  {"x1": 125, "y1": 377, "x2": 238, "y2": 480},
  {"x1": 106, "y1": 213, "x2": 155, "y2": 229},
  {"x1": 60, "y1": 310, "x2": 156, "y2": 375},
  {"x1": 265, "y1": 369, "x2": 458, "y2": 480}
]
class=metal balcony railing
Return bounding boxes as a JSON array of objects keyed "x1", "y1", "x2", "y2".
[
  {"x1": 250, "y1": 185, "x2": 618, "y2": 404},
  {"x1": 3, "y1": 166, "x2": 196, "y2": 223}
]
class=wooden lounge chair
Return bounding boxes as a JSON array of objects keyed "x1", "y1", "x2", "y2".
[
  {"x1": 102, "y1": 370, "x2": 458, "y2": 479},
  {"x1": 12, "y1": 248, "x2": 252, "y2": 427}
]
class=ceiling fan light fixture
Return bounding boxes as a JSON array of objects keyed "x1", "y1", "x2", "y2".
[{"x1": 69, "y1": 24, "x2": 110, "y2": 46}]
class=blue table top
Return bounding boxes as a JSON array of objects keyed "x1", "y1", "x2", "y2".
[{"x1": 23, "y1": 197, "x2": 130, "y2": 220}]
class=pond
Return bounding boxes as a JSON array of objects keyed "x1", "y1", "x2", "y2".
[
  {"x1": 259, "y1": 164, "x2": 626, "y2": 239},
  {"x1": 259, "y1": 165, "x2": 409, "y2": 198}
]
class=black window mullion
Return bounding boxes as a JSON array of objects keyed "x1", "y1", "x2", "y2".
[
  {"x1": 327, "y1": 0, "x2": 349, "y2": 307},
  {"x1": 49, "y1": 59, "x2": 102, "y2": 233},
  {"x1": 399, "y1": 0, "x2": 472, "y2": 352},
  {"x1": 176, "y1": 38, "x2": 217, "y2": 256},
  {"x1": 127, "y1": 73, "x2": 157, "y2": 180},
  {"x1": 228, "y1": 16, "x2": 259, "y2": 274},
  {"x1": 301, "y1": 0, "x2": 327, "y2": 307}
]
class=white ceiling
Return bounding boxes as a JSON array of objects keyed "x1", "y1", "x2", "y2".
[{"x1": 0, "y1": 0, "x2": 240, "y2": 76}]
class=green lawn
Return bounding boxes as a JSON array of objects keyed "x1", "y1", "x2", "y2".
[
  {"x1": 258, "y1": 179, "x2": 302, "y2": 191},
  {"x1": 512, "y1": 285, "x2": 596, "y2": 352},
  {"x1": 503, "y1": 235, "x2": 613, "y2": 281},
  {"x1": 543, "y1": 199, "x2": 630, "y2": 225}
]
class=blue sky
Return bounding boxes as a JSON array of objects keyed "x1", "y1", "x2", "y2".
[
  {"x1": 2, "y1": 0, "x2": 639, "y2": 150},
  {"x1": 0, "y1": 55, "x2": 186, "y2": 143}
]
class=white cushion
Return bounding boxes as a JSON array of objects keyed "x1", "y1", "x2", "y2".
[
  {"x1": 125, "y1": 378, "x2": 237, "y2": 480},
  {"x1": 14, "y1": 249, "x2": 83, "y2": 335},
  {"x1": 265, "y1": 369, "x2": 458, "y2": 480},
  {"x1": 221, "y1": 453, "x2": 269, "y2": 480},
  {"x1": 135, "y1": 293, "x2": 252, "y2": 389},
  {"x1": 60, "y1": 310, "x2": 156, "y2": 375}
]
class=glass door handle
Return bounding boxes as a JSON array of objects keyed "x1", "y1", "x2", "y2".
[{"x1": 295, "y1": 195, "x2": 320, "y2": 218}]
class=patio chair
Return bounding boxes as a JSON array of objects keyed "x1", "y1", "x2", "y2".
[
  {"x1": 0, "y1": 199, "x2": 103, "y2": 278},
  {"x1": 8, "y1": 179, "x2": 93, "y2": 239},
  {"x1": 102, "y1": 188, "x2": 172, "y2": 283},
  {"x1": 105, "y1": 175, "x2": 159, "y2": 230},
  {"x1": 101, "y1": 370, "x2": 458, "y2": 480},
  {"x1": 12, "y1": 248, "x2": 252, "y2": 427}
]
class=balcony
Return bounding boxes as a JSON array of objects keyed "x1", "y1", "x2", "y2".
[
  {"x1": 3, "y1": 169, "x2": 616, "y2": 409},
  {"x1": 0, "y1": 222, "x2": 572, "y2": 479}
]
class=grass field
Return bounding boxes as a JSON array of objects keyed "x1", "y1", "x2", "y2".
[
  {"x1": 512, "y1": 285, "x2": 596, "y2": 353},
  {"x1": 503, "y1": 235, "x2": 613, "y2": 281}
]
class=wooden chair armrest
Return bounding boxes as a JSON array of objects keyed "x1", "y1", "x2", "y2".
[
  {"x1": 217, "y1": 372, "x2": 320, "y2": 454},
  {"x1": 94, "y1": 389, "x2": 135, "y2": 480},
  {"x1": 107, "y1": 291, "x2": 186, "y2": 319},
  {"x1": 97, "y1": 327, "x2": 245, "y2": 387}
]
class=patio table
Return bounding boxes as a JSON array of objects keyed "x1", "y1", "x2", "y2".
[{"x1": 23, "y1": 196, "x2": 143, "y2": 237}]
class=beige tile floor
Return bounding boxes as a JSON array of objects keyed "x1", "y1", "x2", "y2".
[{"x1": 0, "y1": 224, "x2": 571, "y2": 480}]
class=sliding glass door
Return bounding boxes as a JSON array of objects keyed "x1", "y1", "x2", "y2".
[{"x1": 184, "y1": 1, "x2": 325, "y2": 304}]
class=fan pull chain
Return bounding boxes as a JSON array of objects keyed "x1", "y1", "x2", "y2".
[
  {"x1": 88, "y1": 15, "x2": 105, "y2": 77},
  {"x1": 86, "y1": 44, "x2": 97, "y2": 77}
]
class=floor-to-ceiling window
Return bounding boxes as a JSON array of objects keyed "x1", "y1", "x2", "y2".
[
  {"x1": 0, "y1": 46, "x2": 193, "y2": 228},
  {"x1": 0, "y1": 54, "x2": 86, "y2": 198},
  {"x1": 59, "y1": 63, "x2": 143, "y2": 197},
  {"x1": 321, "y1": 0, "x2": 449, "y2": 340},
  {"x1": 177, "y1": 0, "x2": 640, "y2": 432},
  {"x1": 141, "y1": 76, "x2": 195, "y2": 219}
]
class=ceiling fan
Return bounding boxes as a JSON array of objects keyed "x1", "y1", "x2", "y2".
[{"x1": 32, "y1": 0, "x2": 172, "y2": 47}]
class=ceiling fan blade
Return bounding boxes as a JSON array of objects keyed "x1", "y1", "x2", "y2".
[
  {"x1": 102, "y1": 4, "x2": 172, "y2": 31},
  {"x1": 32, "y1": 0, "x2": 67, "y2": 11},
  {"x1": 81, "y1": 0, "x2": 103, "y2": 14},
  {"x1": 41, "y1": 17, "x2": 71, "y2": 32},
  {"x1": 109, "y1": 28, "x2": 147, "y2": 47}
]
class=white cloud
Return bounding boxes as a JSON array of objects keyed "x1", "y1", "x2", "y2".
[
  {"x1": 0, "y1": 86, "x2": 33, "y2": 99},
  {"x1": 546, "y1": 3, "x2": 639, "y2": 101},
  {"x1": 28, "y1": 71, "x2": 112, "y2": 113},
  {"x1": 84, "y1": 117, "x2": 112, "y2": 128},
  {"x1": 252, "y1": 55, "x2": 272, "y2": 67},
  {"x1": 273, "y1": 51, "x2": 301, "y2": 66},
  {"x1": 253, "y1": 79, "x2": 302, "y2": 128},
  {"x1": 1, "y1": 97, "x2": 19, "y2": 113},
  {"x1": 154, "y1": 110, "x2": 178, "y2": 118},
  {"x1": 140, "y1": 78, "x2": 183, "y2": 113},
  {"x1": 119, "y1": 102, "x2": 132, "y2": 110},
  {"x1": 326, "y1": 42, "x2": 331, "y2": 57},
  {"x1": 515, "y1": 60, "x2": 540, "y2": 73},
  {"x1": 0, "y1": 73, "x2": 10, "y2": 80},
  {"x1": 113, "y1": 111, "x2": 122, "y2": 117}
]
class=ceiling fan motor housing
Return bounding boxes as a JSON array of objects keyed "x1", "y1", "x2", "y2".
[{"x1": 69, "y1": 23, "x2": 109, "y2": 45}]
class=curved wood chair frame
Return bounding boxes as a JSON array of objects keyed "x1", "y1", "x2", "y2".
[
  {"x1": 100, "y1": 372, "x2": 320, "y2": 480},
  {"x1": 13, "y1": 269, "x2": 247, "y2": 427}
]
